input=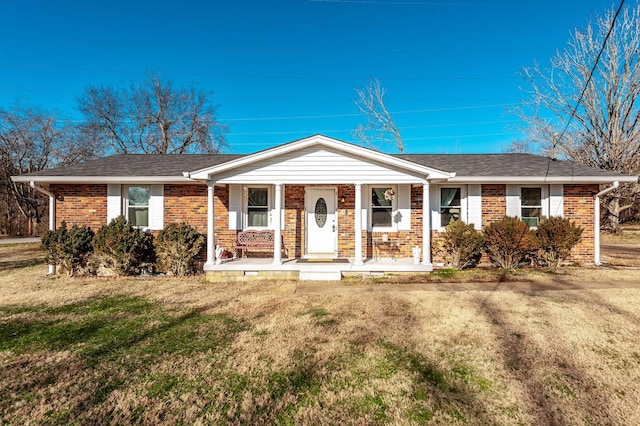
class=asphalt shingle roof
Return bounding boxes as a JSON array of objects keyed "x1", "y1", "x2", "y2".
[
  {"x1": 15, "y1": 152, "x2": 633, "y2": 180},
  {"x1": 395, "y1": 153, "x2": 627, "y2": 178},
  {"x1": 21, "y1": 154, "x2": 244, "y2": 177}
]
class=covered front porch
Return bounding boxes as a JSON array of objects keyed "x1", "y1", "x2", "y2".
[
  {"x1": 205, "y1": 257, "x2": 433, "y2": 282},
  {"x1": 187, "y1": 135, "x2": 454, "y2": 281}
]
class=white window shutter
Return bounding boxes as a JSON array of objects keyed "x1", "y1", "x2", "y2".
[
  {"x1": 149, "y1": 185, "x2": 164, "y2": 230},
  {"x1": 397, "y1": 184, "x2": 411, "y2": 230},
  {"x1": 361, "y1": 185, "x2": 370, "y2": 232},
  {"x1": 107, "y1": 184, "x2": 121, "y2": 223},
  {"x1": 281, "y1": 186, "x2": 286, "y2": 230},
  {"x1": 228, "y1": 184, "x2": 243, "y2": 230},
  {"x1": 429, "y1": 184, "x2": 440, "y2": 230},
  {"x1": 549, "y1": 184, "x2": 563, "y2": 217},
  {"x1": 506, "y1": 184, "x2": 520, "y2": 217},
  {"x1": 267, "y1": 185, "x2": 285, "y2": 230},
  {"x1": 467, "y1": 184, "x2": 482, "y2": 229}
]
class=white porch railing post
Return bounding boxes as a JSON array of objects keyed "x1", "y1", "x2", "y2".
[
  {"x1": 422, "y1": 181, "x2": 432, "y2": 266},
  {"x1": 205, "y1": 181, "x2": 215, "y2": 267},
  {"x1": 273, "y1": 183, "x2": 283, "y2": 265},
  {"x1": 354, "y1": 183, "x2": 364, "y2": 266}
]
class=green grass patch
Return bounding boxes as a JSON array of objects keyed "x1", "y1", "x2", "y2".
[{"x1": 433, "y1": 268, "x2": 458, "y2": 279}]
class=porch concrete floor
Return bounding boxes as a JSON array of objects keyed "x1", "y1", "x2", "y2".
[{"x1": 205, "y1": 257, "x2": 433, "y2": 274}]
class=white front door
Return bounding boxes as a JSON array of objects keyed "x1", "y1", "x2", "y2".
[{"x1": 305, "y1": 188, "x2": 337, "y2": 257}]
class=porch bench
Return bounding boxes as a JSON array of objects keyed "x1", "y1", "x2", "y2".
[{"x1": 233, "y1": 230, "x2": 286, "y2": 258}]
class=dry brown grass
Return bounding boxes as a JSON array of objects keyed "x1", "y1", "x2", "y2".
[{"x1": 2, "y1": 234, "x2": 640, "y2": 425}]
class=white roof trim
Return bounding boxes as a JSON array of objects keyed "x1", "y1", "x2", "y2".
[
  {"x1": 11, "y1": 176, "x2": 196, "y2": 184},
  {"x1": 188, "y1": 135, "x2": 454, "y2": 180},
  {"x1": 448, "y1": 175, "x2": 638, "y2": 184}
]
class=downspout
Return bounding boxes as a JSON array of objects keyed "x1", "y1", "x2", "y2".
[
  {"x1": 30, "y1": 181, "x2": 56, "y2": 275},
  {"x1": 594, "y1": 181, "x2": 619, "y2": 266}
]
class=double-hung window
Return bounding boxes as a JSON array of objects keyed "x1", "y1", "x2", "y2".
[
  {"x1": 247, "y1": 187, "x2": 269, "y2": 228},
  {"x1": 440, "y1": 187, "x2": 461, "y2": 227},
  {"x1": 127, "y1": 186, "x2": 150, "y2": 228},
  {"x1": 371, "y1": 187, "x2": 395, "y2": 229},
  {"x1": 521, "y1": 187, "x2": 542, "y2": 227}
]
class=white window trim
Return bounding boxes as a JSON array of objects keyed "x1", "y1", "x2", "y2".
[
  {"x1": 369, "y1": 185, "x2": 398, "y2": 232},
  {"x1": 437, "y1": 185, "x2": 468, "y2": 230},
  {"x1": 517, "y1": 185, "x2": 549, "y2": 228},
  {"x1": 124, "y1": 185, "x2": 151, "y2": 230},
  {"x1": 243, "y1": 185, "x2": 272, "y2": 230},
  {"x1": 432, "y1": 185, "x2": 468, "y2": 231}
]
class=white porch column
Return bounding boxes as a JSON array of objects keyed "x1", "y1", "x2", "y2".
[
  {"x1": 354, "y1": 183, "x2": 364, "y2": 265},
  {"x1": 273, "y1": 183, "x2": 283, "y2": 265},
  {"x1": 205, "y1": 180, "x2": 216, "y2": 267},
  {"x1": 422, "y1": 181, "x2": 432, "y2": 266},
  {"x1": 48, "y1": 193, "x2": 56, "y2": 275}
]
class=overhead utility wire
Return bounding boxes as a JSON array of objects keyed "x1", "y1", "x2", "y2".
[{"x1": 555, "y1": 0, "x2": 626, "y2": 145}]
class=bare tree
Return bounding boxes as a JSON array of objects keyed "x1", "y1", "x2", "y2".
[
  {"x1": 78, "y1": 72, "x2": 227, "y2": 155},
  {"x1": 0, "y1": 105, "x2": 85, "y2": 236},
  {"x1": 512, "y1": 3, "x2": 640, "y2": 231},
  {"x1": 353, "y1": 78, "x2": 404, "y2": 153}
]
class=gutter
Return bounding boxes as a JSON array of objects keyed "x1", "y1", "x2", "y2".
[
  {"x1": 30, "y1": 182, "x2": 56, "y2": 275},
  {"x1": 594, "y1": 181, "x2": 619, "y2": 266}
]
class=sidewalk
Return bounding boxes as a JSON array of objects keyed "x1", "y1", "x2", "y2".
[
  {"x1": 296, "y1": 279, "x2": 640, "y2": 294},
  {"x1": 0, "y1": 237, "x2": 40, "y2": 245}
]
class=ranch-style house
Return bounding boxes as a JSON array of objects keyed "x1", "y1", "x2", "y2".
[{"x1": 12, "y1": 135, "x2": 638, "y2": 280}]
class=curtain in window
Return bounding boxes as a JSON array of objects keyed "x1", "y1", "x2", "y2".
[
  {"x1": 248, "y1": 188, "x2": 269, "y2": 227},
  {"x1": 441, "y1": 188, "x2": 459, "y2": 207}
]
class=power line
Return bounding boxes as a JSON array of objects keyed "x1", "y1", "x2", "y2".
[{"x1": 555, "y1": 0, "x2": 626, "y2": 145}]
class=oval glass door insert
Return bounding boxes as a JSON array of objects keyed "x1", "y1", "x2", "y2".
[{"x1": 315, "y1": 198, "x2": 328, "y2": 227}]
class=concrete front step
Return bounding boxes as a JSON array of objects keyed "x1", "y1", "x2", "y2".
[{"x1": 298, "y1": 270, "x2": 342, "y2": 281}]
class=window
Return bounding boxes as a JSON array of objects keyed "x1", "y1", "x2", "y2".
[
  {"x1": 440, "y1": 187, "x2": 461, "y2": 227},
  {"x1": 371, "y1": 187, "x2": 394, "y2": 228},
  {"x1": 521, "y1": 187, "x2": 542, "y2": 227},
  {"x1": 247, "y1": 187, "x2": 269, "y2": 227},
  {"x1": 127, "y1": 186, "x2": 150, "y2": 227}
]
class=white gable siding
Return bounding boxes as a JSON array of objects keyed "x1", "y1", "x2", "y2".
[{"x1": 215, "y1": 147, "x2": 425, "y2": 184}]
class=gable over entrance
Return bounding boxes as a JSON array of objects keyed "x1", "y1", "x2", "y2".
[{"x1": 188, "y1": 134, "x2": 454, "y2": 184}]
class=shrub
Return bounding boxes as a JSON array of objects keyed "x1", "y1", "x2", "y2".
[
  {"x1": 92, "y1": 216, "x2": 154, "y2": 276},
  {"x1": 442, "y1": 220, "x2": 484, "y2": 269},
  {"x1": 155, "y1": 223, "x2": 205, "y2": 276},
  {"x1": 483, "y1": 216, "x2": 536, "y2": 269},
  {"x1": 534, "y1": 216, "x2": 583, "y2": 267},
  {"x1": 41, "y1": 222, "x2": 94, "y2": 276}
]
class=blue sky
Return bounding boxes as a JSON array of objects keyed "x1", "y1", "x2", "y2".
[{"x1": 0, "y1": 0, "x2": 616, "y2": 154}]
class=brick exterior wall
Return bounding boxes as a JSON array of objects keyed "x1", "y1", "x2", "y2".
[
  {"x1": 564, "y1": 184, "x2": 597, "y2": 263},
  {"x1": 49, "y1": 182, "x2": 598, "y2": 264},
  {"x1": 50, "y1": 184, "x2": 108, "y2": 229},
  {"x1": 164, "y1": 184, "x2": 207, "y2": 233},
  {"x1": 481, "y1": 184, "x2": 507, "y2": 226}
]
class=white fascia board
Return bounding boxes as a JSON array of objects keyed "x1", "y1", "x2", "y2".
[
  {"x1": 11, "y1": 176, "x2": 196, "y2": 184},
  {"x1": 188, "y1": 134, "x2": 454, "y2": 180},
  {"x1": 447, "y1": 175, "x2": 639, "y2": 184}
]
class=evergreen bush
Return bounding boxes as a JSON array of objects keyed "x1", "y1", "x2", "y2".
[
  {"x1": 534, "y1": 216, "x2": 583, "y2": 267},
  {"x1": 155, "y1": 223, "x2": 205, "y2": 276},
  {"x1": 483, "y1": 216, "x2": 536, "y2": 269},
  {"x1": 442, "y1": 220, "x2": 484, "y2": 269},
  {"x1": 41, "y1": 222, "x2": 94, "y2": 276},
  {"x1": 92, "y1": 216, "x2": 154, "y2": 276}
]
